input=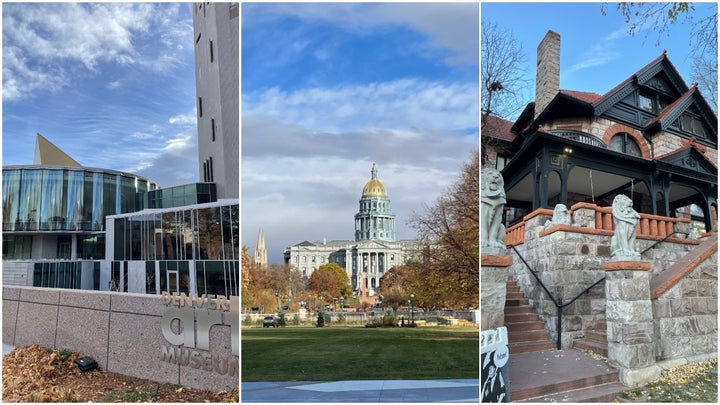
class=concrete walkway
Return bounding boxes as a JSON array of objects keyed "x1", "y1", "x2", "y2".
[
  {"x1": 242, "y1": 379, "x2": 479, "y2": 402},
  {"x1": 3, "y1": 343, "x2": 14, "y2": 355}
]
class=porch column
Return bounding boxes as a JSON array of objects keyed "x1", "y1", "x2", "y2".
[{"x1": 602, "y1": 260, "x2": 660, "y2": 387}]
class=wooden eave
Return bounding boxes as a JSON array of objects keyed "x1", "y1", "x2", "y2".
[{"x1": 656, "y1": 144, "x2": 718, "y2": 184}]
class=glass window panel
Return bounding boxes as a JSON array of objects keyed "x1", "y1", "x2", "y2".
[
  {"x1": 204, "y1": 261, "x2": 227, "y2": 296},
  {"x1": 3, "y1": 169, "x2": 21, "y2": 231},
  {"x1": 39, "y1": 170, "x2": 65, "y2": 230},
  {"x1": 146, "y1": 262, "x2": 157, "y2": 294},
  {"x1": 639, "y1": 94, "x2": 653, "y2": 111},
  {"x1": 103, "y1": 174, "x2": 117, "y2": 222},
  {"x1": 91, "y1": 172, "x2": 104, "y2": 231},
  {"x1": 65, "y1": 170, "x2": 84, "y2": 230},
  {"x1": 19, "y1": 169, "x2": 43, "y2": 231}
]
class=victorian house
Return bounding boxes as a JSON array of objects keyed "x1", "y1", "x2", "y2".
[{"x1": 502, "y1": 30, "x2": 717, "y2": 234}]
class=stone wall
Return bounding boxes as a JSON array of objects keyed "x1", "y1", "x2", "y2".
[
  {"x1": 509, "y1": 208, "x2": 711, "y2": 354},
  {"x1": 2, "y1": 286, "x2": 238, "y2": 392},
  {"x1": 653, "y1": 251, "x2": 718, "y2": 360}
]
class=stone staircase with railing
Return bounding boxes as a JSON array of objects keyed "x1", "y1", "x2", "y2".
[
  {"x1": 504, "y1": 277, "x2": 555, "y2": 354},
  {"x1": 573, "y1": 319, "x2": 608, "y2": 357}
]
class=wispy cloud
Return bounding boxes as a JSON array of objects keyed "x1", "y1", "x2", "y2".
[
  {"x1": 243, "y1": 79, "x2": 478, "y2": 134},
  {"x1": 568, "y1": 27, "x2": 627, "y2": 72}
]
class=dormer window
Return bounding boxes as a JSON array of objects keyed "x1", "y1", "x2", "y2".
[{"x1": 639, "y1": 94, "x2": 653, "y2": 112}]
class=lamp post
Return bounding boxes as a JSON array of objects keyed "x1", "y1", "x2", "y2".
[
  {"x1": 410, "y1": 294, "x2": 415, "y2": 325},
  {"x1": 340, "y1": 296, "x2": 345, "y2": 312}
]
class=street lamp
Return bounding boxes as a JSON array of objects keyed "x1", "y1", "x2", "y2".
[{"x1": 410, "y1": 294, "x2": 415, "y2": 325}]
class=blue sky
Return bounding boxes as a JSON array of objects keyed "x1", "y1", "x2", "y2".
[
  {"x1": 242, "y1": 3, "x2": 479, "y2": 263},
  {"x1": 2, "y1": 3, "x2": 199, "y2": 187},
  {"x1": 482, "y1": 2, "x2": 718, "y2": 120}
]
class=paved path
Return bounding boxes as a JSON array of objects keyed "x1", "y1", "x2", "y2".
[
  {"x1": 242, "y1": 379, "x2": 479, "y2": 402},
  {"x1": 3, "y1": 343, "x2": 14, "y2": 355}
]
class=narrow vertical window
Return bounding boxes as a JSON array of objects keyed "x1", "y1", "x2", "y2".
[
  {"x1": 211, "y1": 118, "x2": 216, "y2": 141},
  {"x1": 209, "y1": 40, "x2": 214, "y2": 63},
  {"x1": 209, "y1": 157, "x2": 214, "y2": 182},
  {"x1": 198, "y1": 97, "x2": 203, "y2": 118}
]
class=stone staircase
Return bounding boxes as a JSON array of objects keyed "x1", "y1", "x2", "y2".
[
  {"x1": 505, "y1": 277, "x2": 556, "y2": 354},
  {"x1": 573, "y1": 319, "x2": 609, "y2": 357},
  {"x1": 505, "y1": 277, "x2": 625, "y2": 402}
]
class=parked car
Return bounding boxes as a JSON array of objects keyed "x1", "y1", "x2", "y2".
[{"x1": 262, "y1": 316, "x2": 279, "y2": 328}]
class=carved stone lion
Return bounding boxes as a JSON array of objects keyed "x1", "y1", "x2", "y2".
[
  {"x1": 482, "y1": 168, "x2": 506, "y2": 252},
  {"x1": 610, "y1": 194, "x2": 641, "y2": 260},
  {"x1": 544, "y1": 204, "x2": 571, "y2": 229}
]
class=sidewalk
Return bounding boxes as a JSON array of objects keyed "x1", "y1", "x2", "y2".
[{"x1": 242, "y1": 379, "x2": 479, "y2": 402}]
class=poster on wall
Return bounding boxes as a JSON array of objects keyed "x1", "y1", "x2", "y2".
[{"x1": 481, "y1": 326, "x2": 509, "y2": 402}]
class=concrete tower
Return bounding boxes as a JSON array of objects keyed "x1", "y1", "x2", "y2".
[
  {"x1": 254, "y1": 229, "x2": 267, "y2": 269},
  {"x1": 354, "y1": 163, "x2": 396, "y2": 242},
  {"x1": 193, "y1": 2, "x2": 239, "y2": 199}
]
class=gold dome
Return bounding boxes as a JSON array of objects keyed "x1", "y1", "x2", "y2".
[
  {"x1": 362, "y1": 179, "x2": 387, "y2": 197},
  {"x1": 362, "y1": 163, "x2": 387, "y2": 197}
]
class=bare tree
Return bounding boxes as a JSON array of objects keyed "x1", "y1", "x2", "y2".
[
  {"x1": 602, "y1": 2, "x2": 718, "y2": 110},
  {"x1": 481, "y1": 20, "x2": 530, "y2": 128}
]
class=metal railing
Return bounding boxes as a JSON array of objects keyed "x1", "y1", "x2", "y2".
[
  {"x1": 640, "y1": 231, "x2": 689, "y2": 256},
  {"x1": 510, "y1": 245, "x2": 606, "y2": 350},
  {"x1": 549, "y1": 129, "x2": 607, "y2": 149}
]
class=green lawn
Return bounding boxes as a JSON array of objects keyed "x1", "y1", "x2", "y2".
[{"x1": 241, "y1": 326, "x2": 479, "y2": 381}]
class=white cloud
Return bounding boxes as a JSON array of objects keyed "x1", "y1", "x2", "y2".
[
  {"x1": 568, "y1": 27, "x2": 627, "y2": 72},
  {"x1": 169, "y1": 109, "x2": 197, "y2": 126},
  {"x1": 2, "y1": 3, "x2": 192, "y2": 101},
  {"x1": 243, "y1": 3, "x2": 478, "y2": 67},
  {"x1": 243, "y1": 78, "x2": 478, "y2": 134}
]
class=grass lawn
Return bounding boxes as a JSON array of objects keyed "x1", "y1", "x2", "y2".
[{"x1": 241, "y1": 326, "x2": 479, "y2": 381}]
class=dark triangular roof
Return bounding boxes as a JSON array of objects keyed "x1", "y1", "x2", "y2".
[
  {"x1": 482, "y1": 115, "x2": 515, "y2": 142},
  {"x1": 656, "y1": 139, "x2": 718, "y2": 181}
]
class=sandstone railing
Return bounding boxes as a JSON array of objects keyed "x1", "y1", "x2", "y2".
[{"x1": 506, "y1": 203, "x2": 697, "y2": 246}]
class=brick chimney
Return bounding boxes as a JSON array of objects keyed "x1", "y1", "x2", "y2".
[{"x1": 535, "y1": 30, "x2": 561, "y2": 121}]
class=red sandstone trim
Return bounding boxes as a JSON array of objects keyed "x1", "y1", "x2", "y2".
[
  {"x1": 650, "y1": 234, "x2": 718, "y2": 299},
  {"x1": 601, "y1": 123, "x2": 652, "y2": 159},
  {"x1": 481, "y1": 254, "x2": 513, "y2": 267},
  {"x1": 602, "y1": 261, "x2": 652, "y2": 271},
  {"x1": 523, "y1": 208, "x2": 554, "y2": 222}
]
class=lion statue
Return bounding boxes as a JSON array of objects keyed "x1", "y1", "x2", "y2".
[
  {"x1": 544, "y1": 204, "x2": 571, "y2": 230},
  {"x1": 610, "y1": 194, "x2": 641, "y2": 260},
  {"x1": 481, "y1": 168, "x2": 506, "y2": 251}
]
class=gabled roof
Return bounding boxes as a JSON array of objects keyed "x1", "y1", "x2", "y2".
[
  {"x1": 644, "y1": 83, "x2": 697, "y2": 133},
  {"x1": 482, "y1": 115, "x2": 515, "y2": 142},
  {"x1": 560, "y1": 90, "x2": 602, "y2": 104},
  {"x1": 656, "y1": 137, "x2": 718, "y2": 181}
]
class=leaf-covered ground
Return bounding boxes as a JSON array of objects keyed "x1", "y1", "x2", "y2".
[
  {"x1": 3, "y1": 345, "x2": 238, "y2": 403},
  {"x1": 619, "y1": 358, "x2": 717, "y2": 402}
]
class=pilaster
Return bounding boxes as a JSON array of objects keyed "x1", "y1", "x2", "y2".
[
  {"x1": 481, "y1": 254, "x2": 512, "y2": 330},
  {"x1": 603, "y1": 260, "x2": 660, "y2": 387}
]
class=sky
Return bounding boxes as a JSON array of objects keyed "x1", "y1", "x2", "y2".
[
  {"x1": 2, "y1": 3, "x2": 199, "y2": 188},
  {"x1": 482, "y1": 1, "x2": 718, "y2": 120},
  {"x1": 241, "y1": 3, "x2": 480, "y2": 263}
]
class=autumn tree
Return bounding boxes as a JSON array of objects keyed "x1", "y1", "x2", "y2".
[
  {"x1": 379, "y1": 266, "x2": 413, "y2": 310},
  {"x1": 308, "y1": 263, "x2": 351, "y2": 302},
  {"x1": 408, "y1": 150, "x2": 479, "y2": 309}
]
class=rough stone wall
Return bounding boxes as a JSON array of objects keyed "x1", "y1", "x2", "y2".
[
  {"x1": 652, "y1": 251, "x2": 718, "y2": 360},
  {"x1": 509, "y1": 211, "x2": 707, "y2": 351}
]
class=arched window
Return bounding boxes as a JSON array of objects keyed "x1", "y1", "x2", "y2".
[{"x1": 609, "y1": 133, "x2": 641, "y2": 157}]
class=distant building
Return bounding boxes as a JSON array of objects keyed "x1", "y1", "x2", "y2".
[
  {"x1": 254, "y1": 229, "x2": 267, "y2": 269},
  {"x1": 193, "y1": 2, "x2": 239, "y2": 199},
  {"x1": 284, "y1": 164, "x2": 420, "y2": 297}
]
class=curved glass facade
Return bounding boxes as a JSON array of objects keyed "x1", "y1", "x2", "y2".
[{"x1": 2, "y1": 166, "x2": 157, "y2": 232}]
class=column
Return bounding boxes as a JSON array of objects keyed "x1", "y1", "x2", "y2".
[
  {"x1": 480, "y1": 254, "x2": 512, "y2": 330},
  {"x1": 602, "y1": 260, "x2": 660, "y2": 387}
]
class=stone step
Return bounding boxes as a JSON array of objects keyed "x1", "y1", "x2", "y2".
[
  {"x1": 505, "y1": 321, "x2": 545, "y2": 332},
  {"x1": 509, "y1": 329, "x2": 552, "y2": 343},
  {"x1": 596, "y1": 320, "x2": 608, "y2": 332},
  {"x1": 504, "y1": 305, "x2": 534, "y2": 314},
  {"x1": 573, "y1": 339, "x2": 608, "y2": 358},
  {"x1": 504, "y1": 313, "x2": 539, "y2": 323},
  {"x1": 518, "y1": 382, "x2": 626, "y2": 403},
  {"x1": 505, "y1": 292, "x2": 526, "y2": 300},
  {"x1": 504, "y1": 297, "x2": 529, "y2": 306},
  {"x1": 509, "y1": 349, "x2": 619, "y2": 401},
  {"x1": 508, "y1": 340, "x2": 557, "y2": 354},
  {"x1": 584, "y1": 330, "x2": 608, "y2": 343}
]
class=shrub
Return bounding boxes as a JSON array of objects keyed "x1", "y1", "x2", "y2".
[
  {"x1": 382, "y1": 311, "x2": 397, "y2": 327},
  {"x1": 278, "y1": 312, "x2": 287, "y2": 327},
  {"x1": 244, "y1": 315, "x2": 253, "y2": 326},
  {"x1": 337, "y1": 313, "x2": 346, "y2": 324},
  {"x1": 317, "y1": 311, "x2": 325, "y2": 327},
  {"x1": 292, "y1": 314, "x2": 300, "y2": 326}
]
